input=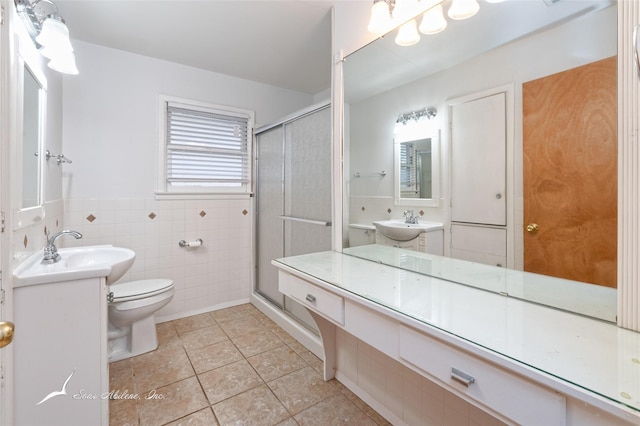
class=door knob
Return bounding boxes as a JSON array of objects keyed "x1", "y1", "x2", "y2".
[
  {"x1": 0, "y1": 321, "x2": 15, "y2": 349},
  {"x1": 526, "y1": 223, "x2": 539, "y2": 233}
]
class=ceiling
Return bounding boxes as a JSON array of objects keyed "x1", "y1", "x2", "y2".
[{"x1": 55, "y1": 0, "x2": 339, "y2": 95}]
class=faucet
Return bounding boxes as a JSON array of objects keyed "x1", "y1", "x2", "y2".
[
  {"x1": 403, "y1": 210, "x2": 419, "y2": 224},
  {"x1": 42, "y1": 230, "x2": 83, "y2": 264}
]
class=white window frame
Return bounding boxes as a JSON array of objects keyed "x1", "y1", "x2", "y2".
[{"x1": 156, "y1": 95, "x2": 254, "y2": 199}]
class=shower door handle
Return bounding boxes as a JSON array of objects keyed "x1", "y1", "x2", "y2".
[{"x1": 279, "y1": 216, "x2": 331, "y2": 227}]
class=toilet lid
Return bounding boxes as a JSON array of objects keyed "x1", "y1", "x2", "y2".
[{"x1": 110, "y1": 279, "x2": 174, "y2": 301}]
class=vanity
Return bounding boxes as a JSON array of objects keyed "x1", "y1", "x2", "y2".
[
  {"x1": 273, "y1": 246, "x2": 640, "y2": 426},
  {"x1": 12, "y1": 245, "x2": 135, "y2": 426}
]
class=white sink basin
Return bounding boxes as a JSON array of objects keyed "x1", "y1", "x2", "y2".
[
  {"x1": 373, "y1": 220, "x2": 443, "y2": 242},
  {"x1": 13, "y1": 245, "x2": 136, "y2": 287}
]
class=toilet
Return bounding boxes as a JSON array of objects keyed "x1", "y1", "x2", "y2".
[
  {"x1": 107, "y1": 278, "x2": 175, "y2": 362},
  {"x1": 348, "y1": 224, "x2": 376, "y2": 247}
]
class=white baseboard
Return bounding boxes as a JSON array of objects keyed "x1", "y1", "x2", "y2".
[{"x1": 155, "y1": 298, "x2": 251, "y2": 323}]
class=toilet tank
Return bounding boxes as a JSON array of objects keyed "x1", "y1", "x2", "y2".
[{"x1": 348, "y1": 224, "x2": 376, "y2": 247}]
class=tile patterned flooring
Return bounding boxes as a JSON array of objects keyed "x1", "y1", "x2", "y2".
[{"x1": 109, "y1": 303, "x2": 391, "y2": 426}]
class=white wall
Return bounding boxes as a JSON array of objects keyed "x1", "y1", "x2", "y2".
[{"x1": 61, "y1": 40, "x2": 316, "y2": 319}]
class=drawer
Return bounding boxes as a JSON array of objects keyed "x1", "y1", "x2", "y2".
[
  {"x1": 399, "y1": 325, "x2": 566, "y2": 425},
  {"x1": 278, "y1": 271, "x2": 344, "y2": 325}
]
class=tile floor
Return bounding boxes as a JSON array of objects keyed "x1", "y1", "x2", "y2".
[{"x1": 109, "y1": 303, "x2": 391, "y2": 426}]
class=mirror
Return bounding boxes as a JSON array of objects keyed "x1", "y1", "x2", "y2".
[
  {"x1": 22, "y1": 67, "x2": 43, "y2": 209},
  {"x1": 15, "y1": 30, "x2": 47, "y2": 229},
  {"x1": 395, "y1": 132, "x2": 440, "y2": 206},
  {"x1": 342, "y1": 1, "x2": 617, "y2": 321}
]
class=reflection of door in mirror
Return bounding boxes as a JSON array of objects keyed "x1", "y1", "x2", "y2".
[
  {"x1": 22, "y1": 67, "x2": 42, "y2": 209},
  {"x1": 450, "y1": 91, "x2": 509, "y2": 267},
  {"x1": 523, "y1": 56, "x2": 617, "y2": 288}
]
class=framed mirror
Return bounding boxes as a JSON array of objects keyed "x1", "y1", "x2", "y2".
[
  {"x1": 342, "y1": 0, "x2": 617, "y2": 322},
  {"x1": 14, "y1": 31, "x2": 47, "y2": 229}
]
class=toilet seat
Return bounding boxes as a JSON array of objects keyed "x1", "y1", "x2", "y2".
[{"x1": 110, "y1": 279, "x2": 174, "y2": 303}]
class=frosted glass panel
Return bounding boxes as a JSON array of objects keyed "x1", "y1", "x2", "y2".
[
  {"x1": 284, "y1": 107, "x2": 332, "y2": 222},
  {"x1": 256, "y1": 126, "x2": 285, "y2": 307}
]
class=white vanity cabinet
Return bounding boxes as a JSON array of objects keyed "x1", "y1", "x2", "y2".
[
  {"x1": 13, "y1": 276, "x2": 109, "y2": 426},
  {"x1": 273, "y1": 251, "x2": 640, "y2": 426},
  {"x1": 376, "y1": 229, "x2": 444, "y2": 255}
]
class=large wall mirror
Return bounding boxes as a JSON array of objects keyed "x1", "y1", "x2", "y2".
[
  {"x1": 15, "y1": 32, "x2": 47, "y2": 229},
  {"x1": 342, "y1": 0, "x2": 617, "y2": 322}
]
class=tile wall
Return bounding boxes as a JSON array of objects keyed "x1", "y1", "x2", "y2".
[
  {"x1": 63, "y1": 197, "x2": 253, "y2": 320},
  {"x1": 12, "y1": 199, "x2": 64, "y2": 266}
]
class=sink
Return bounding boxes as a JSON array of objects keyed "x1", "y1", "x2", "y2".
[
  {"x1": 65, "y1": 246, "x2": 136, "y2": 284},
  {"x1": 13, "y1": 245, "x2": 136, "y2": 287},
  {"x1": 373, "y1": 220, "x2": 444, "y2": 242}
]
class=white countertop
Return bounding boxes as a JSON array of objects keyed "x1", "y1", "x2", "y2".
[{"x1": 273, "y1": 249, "x2": 640, "y2": 415}]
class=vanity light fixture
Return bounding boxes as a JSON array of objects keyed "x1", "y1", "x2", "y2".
[
  {"x1": 368, "y1": 0, "x2": 486, "y2": 46},
  {"x1": 15, "y1": 0, "x2": 79, "y2": 75}
]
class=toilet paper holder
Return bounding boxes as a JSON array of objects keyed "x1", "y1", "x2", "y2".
[{"x1": 179, "y1": 238, "x2": 203, "y2": 248}]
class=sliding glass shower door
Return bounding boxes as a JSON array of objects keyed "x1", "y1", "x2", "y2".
[{"x1": 255, "y1": 104, "x2": 331, "y2": 331}]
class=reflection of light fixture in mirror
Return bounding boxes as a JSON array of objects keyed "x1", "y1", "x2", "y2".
[
  {"x1": 448, "y1": 0, "x2": 480, "y2": 20},
  {"x1": 15, "y1": 0, "x2": 79, "y2": 75},
  {"x1": 396, "y1": 107, "x2": 437, "y2": 125},
  {"x1": 47, "y1": 50, "x2": 79, "y2": 75},
  {"x1": 419, "y1": 4, "x2": 447, "y2": 35},
  {"x1": 395, "y1": 19, "x2": 421, "y2": 46}
]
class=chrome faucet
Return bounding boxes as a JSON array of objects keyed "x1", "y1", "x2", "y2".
[
  {"x1": 42, "y1": 230, "x2": 83, "y2": 264},
  {"x1": 403, "y1": 210, "x2": 419, "y2": 224}
]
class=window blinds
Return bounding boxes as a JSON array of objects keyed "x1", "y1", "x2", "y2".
[
  {"x1": 166, "y1": 103, "x2": 250, "y2": 189},
  {"x1": 400, "y1": 142, "x2": 417, "y2": 192}
]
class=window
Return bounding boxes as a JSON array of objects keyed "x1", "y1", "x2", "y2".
[{"x1": 158, "y1": 95, "x2": 254, "y2": 196}]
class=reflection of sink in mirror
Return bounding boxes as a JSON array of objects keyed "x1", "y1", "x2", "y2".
[
  {"x1": 373, "y1": 220, "x2": 444, "y2": 255},
  {"x1": 373, "y1": 220, "x2": 443, "y2": 241},
  {"x1": 13, "y1": 244, "x2": 135, "y2": 286}
]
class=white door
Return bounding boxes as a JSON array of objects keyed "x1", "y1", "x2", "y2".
[
  {"x1": 451, "y1": 92, "x2": 506, "y2": 226},
  {"x1": 0, "y1": 4, "x2": 15, "y2": 424}
]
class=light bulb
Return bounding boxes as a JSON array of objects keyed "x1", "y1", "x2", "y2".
[
  {"x1": 48, "y1": 51, "x2": 79, "y2": 75},
  {"x1": 368, "y1": 1, "x2": 392, "y2": 34},
  {"x1": 395, "y1": 19, "x2": 420, "y2": 47},
  {"x1": 448, "y1": 0, "x2": 480, "y2": 20},
  {"x1": 36, "y1": 17, "x2": 72, "y2": 50},
  {"x1": 419, "y1": 5, "x2": 447, "y2": 35}
]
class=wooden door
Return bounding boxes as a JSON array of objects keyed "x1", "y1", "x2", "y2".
[{"x1": 523, "y1": 56, "x2": 617, "y2": 287}]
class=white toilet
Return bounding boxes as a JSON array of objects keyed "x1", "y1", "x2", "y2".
[
  {"x1": 348, "y1": 224, "x2": 376, "y2": 247},
  {"x1": 107, "y1": 279, "x2": 175, "y2": 362}
]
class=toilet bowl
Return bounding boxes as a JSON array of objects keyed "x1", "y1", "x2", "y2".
[{"x1": 107, "y1": 278, "x2": 174, "y2": 362}]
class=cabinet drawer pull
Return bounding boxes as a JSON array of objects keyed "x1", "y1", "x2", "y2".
[
  {"x1": 305, "y1": 294, "x2": 316, "y2": 303},
  {"x1": 451, "y1": 367, "x2": 475, "y2": 387}
]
